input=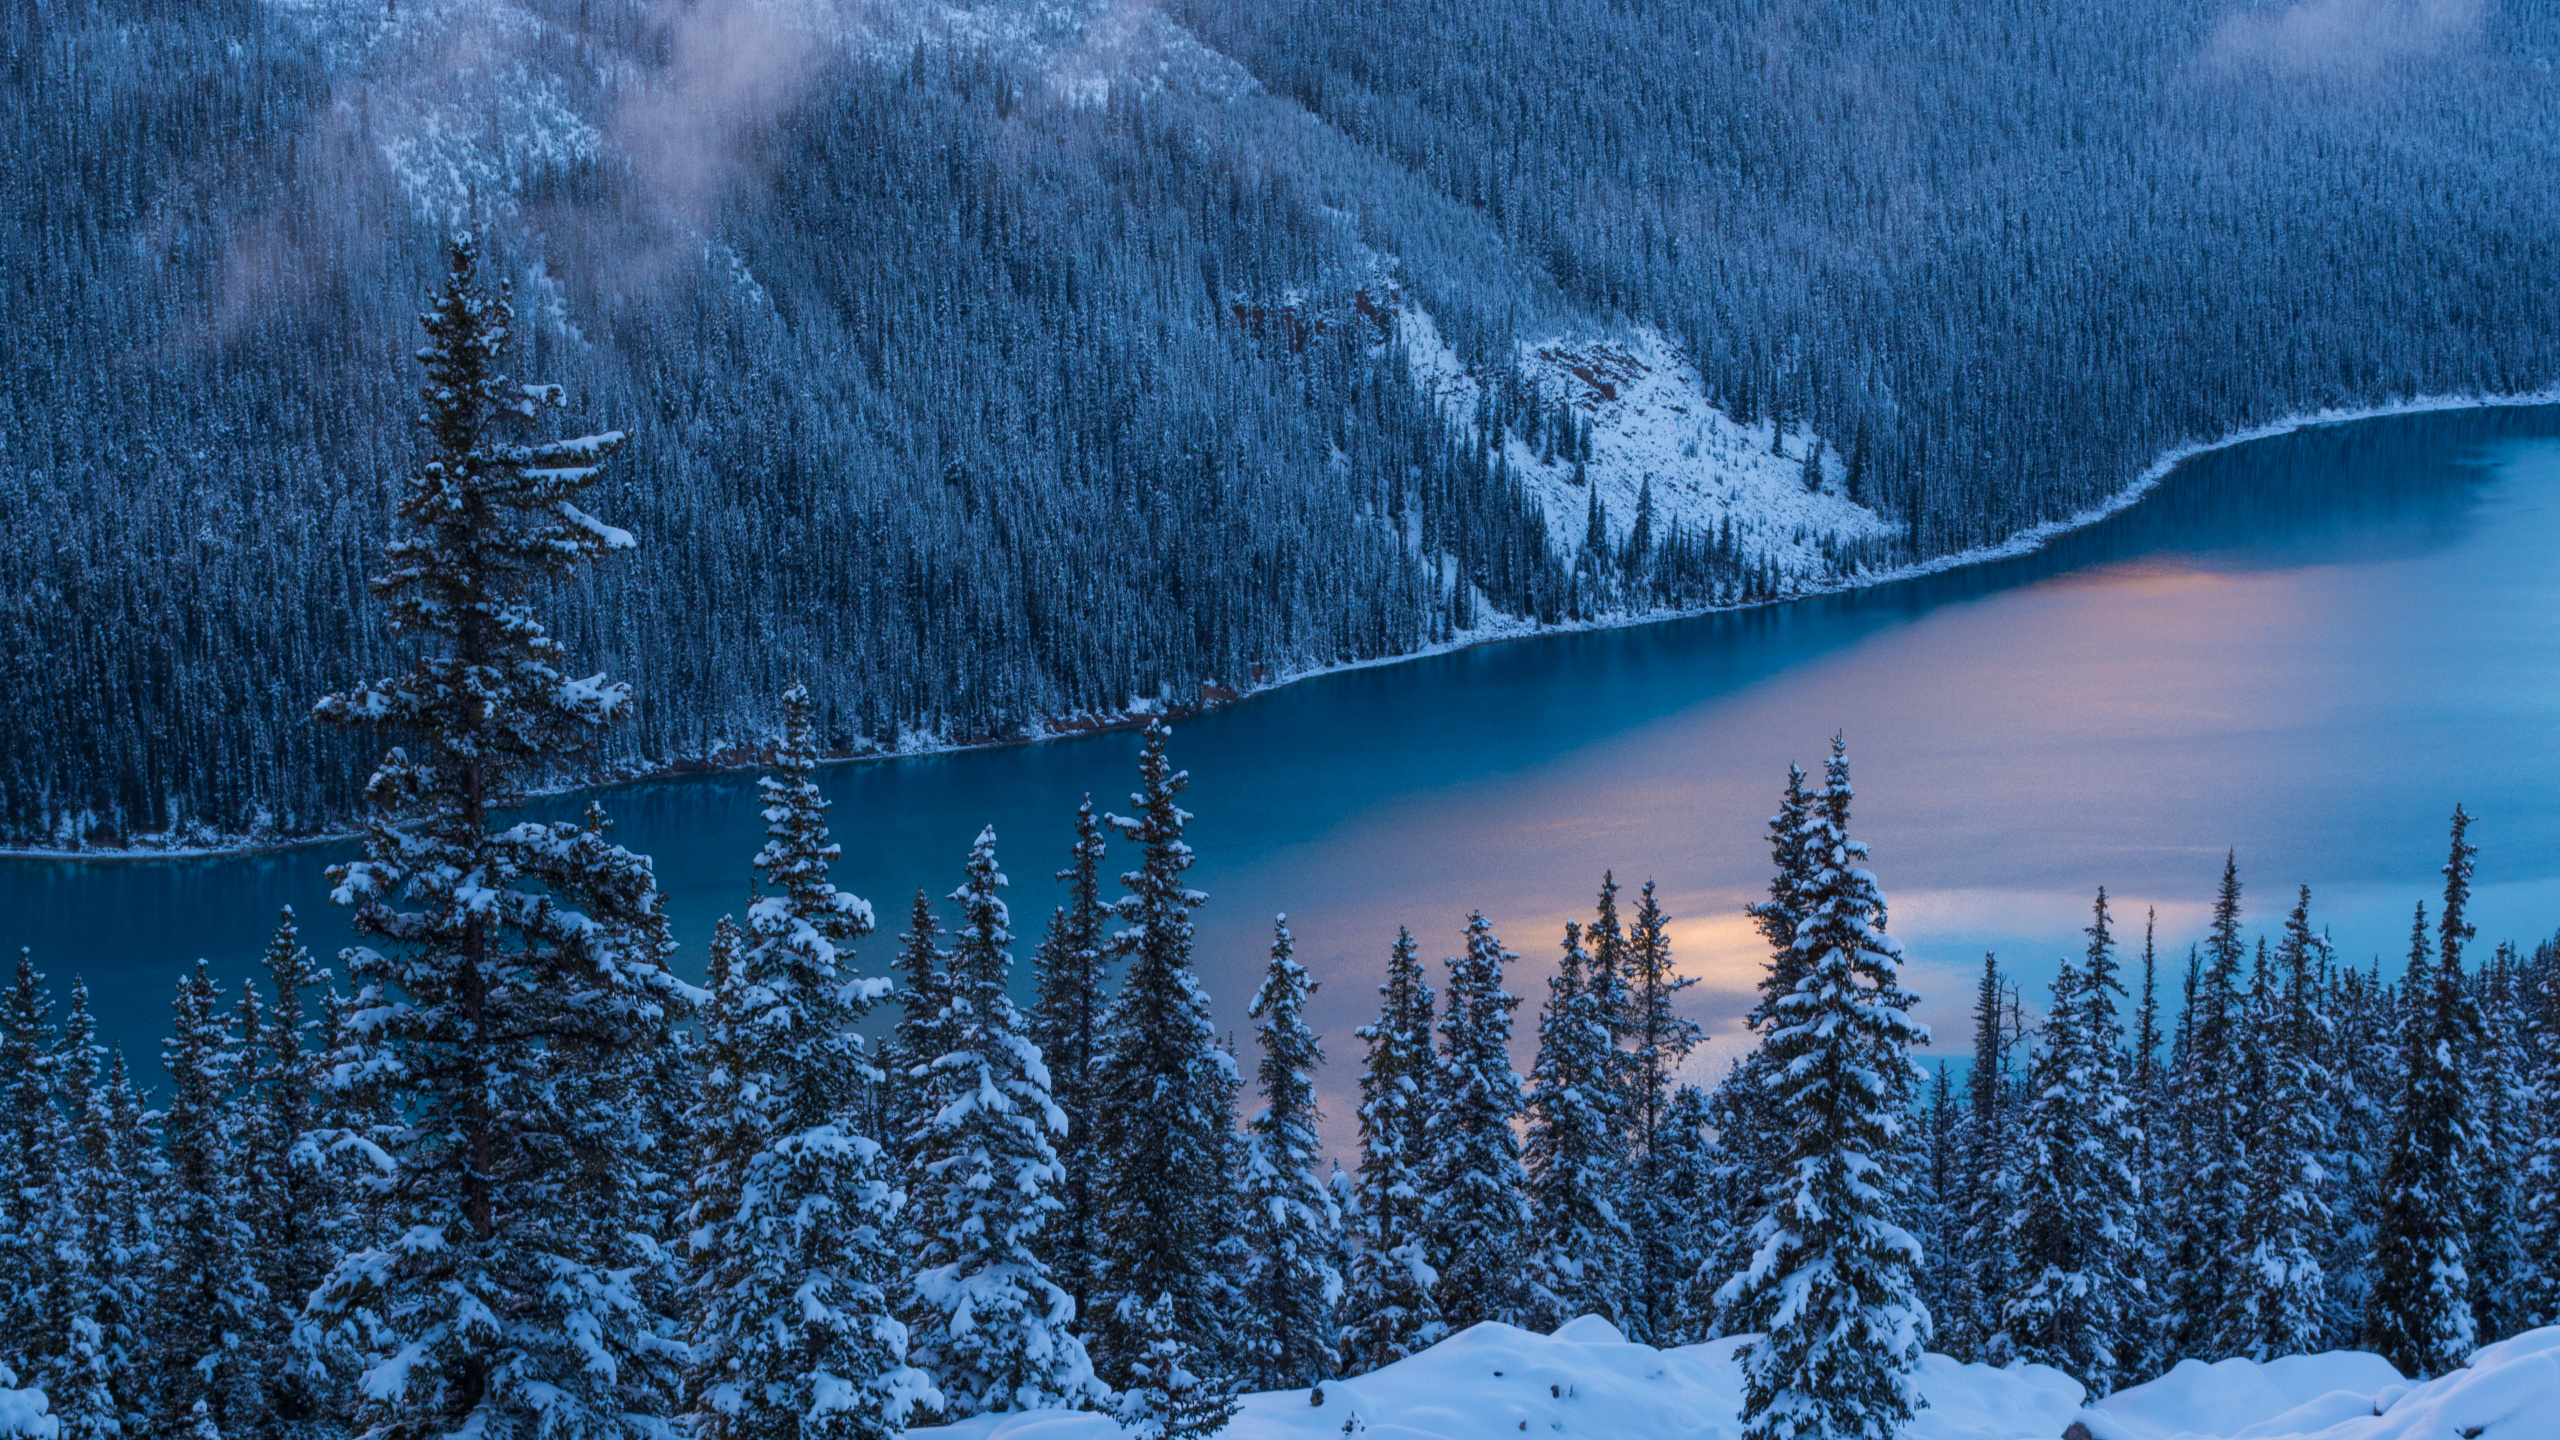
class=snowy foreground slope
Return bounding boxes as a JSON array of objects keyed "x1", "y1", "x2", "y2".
[{"x1": 909, "y1": 1318, "x2": 2560, "y2": 1440}]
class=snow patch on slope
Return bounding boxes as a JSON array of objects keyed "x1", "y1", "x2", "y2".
[
  {"x1": 2087, "y1": 1325, "x2": 2560, "y2": 1440},
  {"x1": 1396, "y1": 307, "x2": 1897, "y2": 584},
  {"x1": 907, "y1": 1321, "x2": 2560, "y2": 1440},
  {"x1": 908, "y1": 1317, "x2": 2088, "y2": 1440}
]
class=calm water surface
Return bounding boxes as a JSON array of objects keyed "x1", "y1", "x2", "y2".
[{"x1": 12, "y1": 405, "x2": 2560, "y2": 1141}]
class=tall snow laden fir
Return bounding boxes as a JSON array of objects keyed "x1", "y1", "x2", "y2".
[
  {"x1": 309, "y1": 233, "x2": 694, "y2": 1439},
  {"x1": 1718, "y1": 739, "x2": 1930, "y2": 1440},
  {"x1": 18, "y1": 238, "x2": 2560, "y2": 1440},
  {"x1": 684, "y1": 681, "x2": 925, "y2": 1440}
]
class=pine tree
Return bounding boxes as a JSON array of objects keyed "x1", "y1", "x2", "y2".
[
  {"x1": 1649, "y1": 1083, "x2": 1726, "y2": 1345},
  {"x1": 0, "y1": 952, "x2": 59, "y2": 1375},
  {"x1": 1029, "y1": 797, "x2": 1111, "y2": 1325},
  {"x1": 2322, "y1": 956, "x2": 2395, "y2": 1348},
  {"x1": 885, "y1": 888, "x2": 949, "y2": 1179},
  {"x1": 2220, "y1": 886, "x2": 2333, "y2": 1361},
  {"x1": 1918, "y1": 1063, "x2": 1960, "y2": 1337},
  {"x1": 1087, "y1": 722, "x2": 1243, "y2": 1434},
  {"x1": 2468, "y1": 943, "x2": 2531, "y2": 1343},
  {"x1": 903, "y1": 828, "x2": 1097, "y2": 1416},
  {"x1": 1941, "y1": 952, "x2": 2015, "y2": 1365},
  {"x1": 239, "y1": 909, "x2": 345, "y2": 1437},
  {"x1": 2167, "y1": 853, "x2": 2249, "y2": 1360},
  {"x1": 308, "y1": 232, "x2": 690, "y2": 1436},
  {"x1": 48, "y1": 985, "x2": 154, "y2": 1440},
  {"x1": 2002, "y1": 890, "x2": 2142, "y2": 1394},
  {"x1": 1239, "y1": 916, "x2": 1341, "y2": 1389},
  {"x1": 2366, "y1": 808, "x2": 2480, "y2": 1378},
  {"x1": 1622, "y1": 880, "x2": 1702, "y2": 1344},
  {"x1": 2118, "y1": 909, "x2": 2169, "y2": 1381},
  {"x1": 1340, "y1": 928, "x2": 1443, "y2": 1373},
  {"x1": 1720, "y1": 741, "x2": 1929, "y2": 1440},
  {"x1": 1714, "y1": 778, "x2": 1822, "y2": 1342},
  {"x1": 684, "y1": 682, "x2": 925, "y2": 1439},
  {"x1": 1427, "y1": 912, "x2": 1532, "y2": 1331},
  {"x1": 156, "y1": 962, "x2": 263, "y2": 1437},
  {"x1": 1523, "y1": 920, "x2": 1632, "y2": 1334},
  {"x1": 2521, "y1": 942, "x2": 2560, "y2": 1328}
]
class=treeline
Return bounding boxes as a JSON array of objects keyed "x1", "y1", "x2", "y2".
[
  {"x1": 1916, "y1": 830, "x2": 2560, "y2": 1391},
  {"x1": 7, "y1": 0, "x2": 2558, "y2": 846}
]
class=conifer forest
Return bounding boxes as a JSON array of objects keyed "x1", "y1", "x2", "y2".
[
  {"x1": 11, "y1": 1, "x2": 2560, "y2": 1439},
  {"x1": 5, "y1": 0, "x2": 2560, "y2": 847}
]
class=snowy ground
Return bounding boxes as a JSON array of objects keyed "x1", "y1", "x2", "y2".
[
  {"x1": 1396, "y1": 306, "x2": 1897, "y2": 585},
  {"x1": 907, "y1": 1318, "x2": 2560, "y2": 1440}
]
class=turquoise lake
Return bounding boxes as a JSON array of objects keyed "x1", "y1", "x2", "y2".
[{"x1": 11, "y1": 404, "x2": 2560, "y2": 1135}]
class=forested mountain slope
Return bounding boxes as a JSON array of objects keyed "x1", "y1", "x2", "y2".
[{"x1": 5, "y1": 0, "x2": 2556, "y2": 847}]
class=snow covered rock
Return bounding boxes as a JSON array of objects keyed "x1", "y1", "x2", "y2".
[
  {"x1": 908, "y1": 1321, "x2": 2560, "y2": 1440},
  {"x1": 2083, "y1": 1326, "x2": 2560, "y2": 1440},
  {"x1": 908, "y1": 1317, "x2": 2086, "y2": 1440}
]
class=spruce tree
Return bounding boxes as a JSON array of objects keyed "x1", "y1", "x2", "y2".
[
  {"x1": 239, "y1": 908, "x2": 346, "y2": 1437},
  {"x1": 2468, "y1": 944, "x2": 2531, "y2": 1341},
  {"x1": 2322, "y1": 956, "x2": 2395, "y2": 1348},
  {"x1": 1340, "y1": 928, "x2": 1443, "y2": 1373},
  {"x1": 1711, "y1": 779, "x2": 1826, "y2": 1342},
  {"x1": 308, "y1": 232, "x2": 690, "y2": 1436},
  {"x1": 2002, "y1": 890, "x2": 2141, "y2": 1394},
  {"x1": 1087, "y1": 722, "x2": 1243, "y2": 1434},
  {"x1": 0, "y1": 953, "x2": 59, "y2": 1376},
  {"x1": 1918, "y1": 1063, "x2": 1960, "y2": 1338},
  {"x1": 1719, "y1": 742, "x2": 1928, "y2": 1440},
  {"x1": 1426, "y1": 911, "x2": 1532, "y2": 1331},
  {"x1": 1029, "y1": 798, "x2": 1111, "y2": 1324},
  {"x1": 684, "y1": 682, "x2": 923, "y2": 1439},
  {"x1": 2221, "y1": 887, "x2": 2332, "y2": 1361},
  {"x1": 1650, "y1": 1083, "x2": 1726, "y2": 1345},
  {"x1": 49, "y1": 985, "x2": 153, "y2": 1440},
  {"x1": 2521, "y1": 944, "x2": 2560, "y2": 1328},
  {"x1": 884, "y1": 888, "x2": 949, "y2": 1178},
  {"x1": 1622, "y1": 880, "x2": 1702, "y2": 1344},
  {"x1": 1524, "y1": 920, "x2": 1632, "y2": 1333},
  {"x1": 156, "y1": 962, "x2": 263, "y2": 1437},
  {"x1": 1942, "y1": 952, "x2": 2015, "y2": 1365},
  {"x1": 2366, "y1": 807, "x2": 2481, "y2": 1378},
  {"x1": 1239, "y1": 916, "x2": 1341, "y2": 1390},
  {"x1": 2167, "y1": 853, "x2": 2248, "y2": 1359},
  {"x1": 904, "y1": 828, "x2": 1097, "y2": 1416}
]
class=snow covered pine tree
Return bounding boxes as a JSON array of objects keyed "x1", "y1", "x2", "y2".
[
  {"x1": 2001, "y1": 890, "x2": 2142, "y2": 1394},
  {"x1": 1087, "y1": 722, "x2": 1245, "y2": 1438},
  {"x1": 1426, "y1": 913, "x2": 1533, "y2": 1331},
  {"x1": 309, "y1": 233, "x2": 694, "y2": 1438},
  {"x1": 904, "y1": 827, "x2": 1099, "y2": 1416},
  {"x1": 1721, "y1": 739, "x2": 1930, "y2": 1440},
  {"x1": 1341, "y1": 928, "x2": 1444, "y2": 1375},
  {"x1": 1239, "y1": 916, "x2": 1342, "y2": 1391},
  {"x1": 1030, "y1": 799, "x2": 1114, "y2": 1326},
  {"x1": 684, "y1": 682, "x2": 928, "y2": 1439},
  {"x1": 1524, "y1": 920, "x2": 1633, "y2": 1333},
  {"x1": 2366, "y1": 808, "x2": 2483, "y2": 1377}
]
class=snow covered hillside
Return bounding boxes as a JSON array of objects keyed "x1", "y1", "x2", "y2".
[
  {"x1": 907, "y1": 1318, "x2": 2560, "y2": 1440},
  {"x1": 1398, "y1": 308, "x2": 1899, "y2": 588}
]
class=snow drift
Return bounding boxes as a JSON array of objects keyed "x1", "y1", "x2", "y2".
[{"x1": 907, "y1": 1319, "x2": 2560, "y2": 1440}]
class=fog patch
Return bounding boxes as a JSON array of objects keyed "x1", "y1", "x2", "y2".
[{"x1": 2206, "y1": 0, "x2": 2485, "y2": 75}]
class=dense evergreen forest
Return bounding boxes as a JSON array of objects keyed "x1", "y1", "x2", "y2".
[
  {"x1": 5, "y1": 0, "x2": 2557, "y2": 846},
  {"x1": 2, "y1": 251, "x2": 2557, "y2": 1439}
]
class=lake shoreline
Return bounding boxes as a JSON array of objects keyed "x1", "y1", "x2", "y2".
[{"x1": 14, "y1": 386, "x2": 2555, "y2": 865}]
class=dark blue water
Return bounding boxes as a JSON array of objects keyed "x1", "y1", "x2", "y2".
[{"x1": 11, "y1": 405, "x2": 2560, "y2": 1137}]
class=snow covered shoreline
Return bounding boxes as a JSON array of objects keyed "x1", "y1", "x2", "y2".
[
  {"x1": 12, "y1": 388, "x2": 2554, "y2": 864},
  {"x1": 903, "y1": 1317, "x2": 2560, "y2": 1440}
]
